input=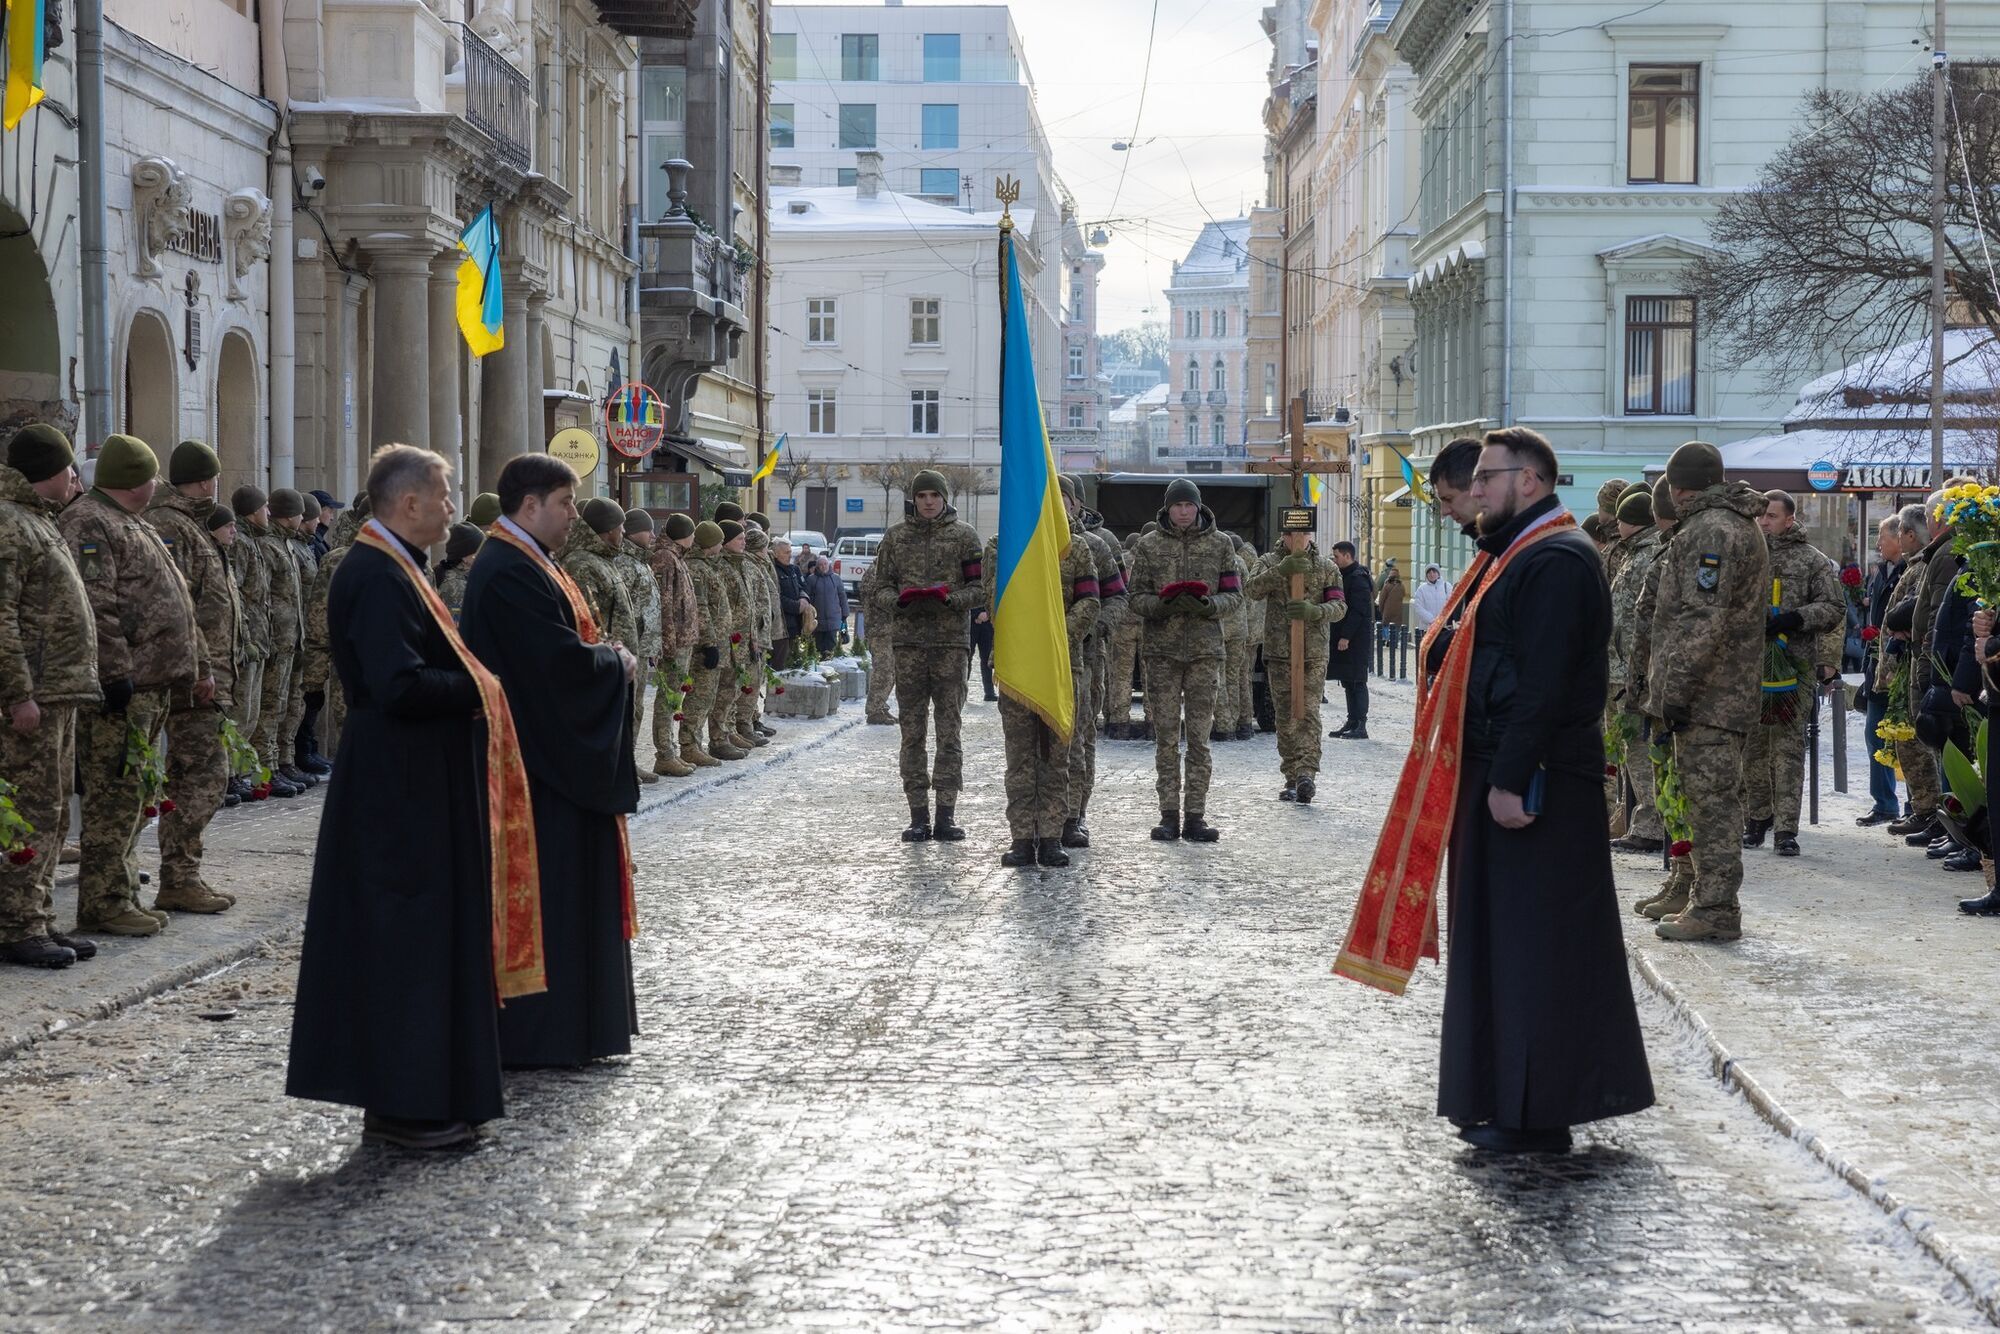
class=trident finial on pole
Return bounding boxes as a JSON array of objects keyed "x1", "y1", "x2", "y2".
[{"x1": 995, "y1": 175, "x2": 1020, "y2": 231}]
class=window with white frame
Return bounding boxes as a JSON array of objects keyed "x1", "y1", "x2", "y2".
[
  {"x1": 1212, "y1": 309, "x2": 1227, "y2": 338},
  {"x1": 1263, "y1": 362, "x2": 1276, "y2": 416},
  {"x1": 1185, "y1": 419, "x2": 1197, "y2": 448},
  {"x1": 1185, "y1": 358, "x2": 1200, "y2": 392},
  {"x1": 1068, "y1": 344, "x2": 1084, "y2": 379},
  {"x1": 1212, "y1": 414, "x2": 1225, "y2": 447},
  {"x1": 1212, "y1": 359, "x2": 1226, "y2": 395},
  {"x1": 807, "y1": 298, "x2": 837, "y2": 344},
  {"x1": 807, "y1": 389, "x2": 837, "y2": 434},
  {"x1": 910, "y1": 389, "x2": 940, "y2": 434},
  {"x1": 1185, "y1": 308, "x2": 1200, "y2": 337},
  {"x1": 1068, "y1": 404, "x2": 1085, "y2": 428},
  {"x1": 1624, "y1": 295, "x2": 1695, "y2": 414},
  {"x1": 909, "y1": 298, "x2": 940, "y2": 346}
]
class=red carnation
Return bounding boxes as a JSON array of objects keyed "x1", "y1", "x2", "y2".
[
  {"x1": 142, "y1": 805, "x2": 158, "y2": 819},
  {"x1": 1840, "y1": 565, "x2": 1864, "y2": 587},
  {"x1": 731, "y1": 632, "x2": 743, "y2": 644},
  {"x1": 158, "y1": 798, "x2": 176, "y2": 814},
  {"x1": 672, "y1": 711, "x2": 685, "y2": 721},
  {"x1": 1946, "y1": 795, "x2": 1966, "y2": 816},
  {"x1": 1861, "y1": 625, "x2": 1880, "y2": 642},
  {"x1": 1604, "y1": 763, "x2": 1619, "y2": 777},
  {"x1": 775, "y1": 686, "x2": 785, "y2": 696},
  {"x1": 7, "y1": 847, "x2": 33, "y2": 865},
  {"x1": 1669, "y1": 839, "x2": 1693, "y2": 858},
  {"x1": 741, "y1": 685, "x2": 753, "y2": 695},
  {"x1": 681, "y1": 679, "x2": 694, "y2": 691}
]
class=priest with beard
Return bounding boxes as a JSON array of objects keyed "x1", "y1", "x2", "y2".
[
  {"x1": 460, "y1": 455, "x2": 641, "y2": 1068},
  {"x1": 287, "y1": 444, "x2": 547, "y2": 1150}
]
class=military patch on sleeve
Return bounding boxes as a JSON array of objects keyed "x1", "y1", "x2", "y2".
[
  {"x1": 78, "y1": 541, "x2": 104, "y2": 581},
  {"x1": 1696, "y1": 552, "x2": 1721, "y2": 592}
]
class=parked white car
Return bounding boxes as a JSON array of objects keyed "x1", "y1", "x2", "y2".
[{"x1": 832, "y1": 533, "x2": 882, "y2": 595}]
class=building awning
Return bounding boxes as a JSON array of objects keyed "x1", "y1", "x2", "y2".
[
  {"x1": 1381, "y1": 483, "x2": 1412, "y2": 506},
  {"x1": 667, "y1": 436, "x2": 749, "y2": 473}
]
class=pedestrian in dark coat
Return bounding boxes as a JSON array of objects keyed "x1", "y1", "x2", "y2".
[
  {"x1": 1327, "y1": 543, "x2": 1374, "y2": 738},
  {"x1": 805, "y1": 557, "x2": 848, "y2": 657}
]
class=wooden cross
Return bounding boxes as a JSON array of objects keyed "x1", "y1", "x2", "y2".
[{"x1": 1247, "y1": 397, "x2": 1351, "y2": 719}]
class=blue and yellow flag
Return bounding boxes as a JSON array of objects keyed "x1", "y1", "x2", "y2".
[
  {"x1": 456, "y1": 206, "x2": 504, "y2": 357},
  {"x1": 992, "y1": 228, "x2": 1073, "y2": 741},
  {"x1": 3, "y1": 0, "x2": 47, "y2": 132},
  {"x1": 1389, "y1": 445, "x2": 1431, "y2": 504},
  {"x1": 752, "y1": 432, "x2": 787, "y2": 484},
  {"x1": 1304, "y1": 472, "x2": 1324, "y2": 506}
]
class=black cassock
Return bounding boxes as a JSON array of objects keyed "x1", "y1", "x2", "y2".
[
  {"x1": 1438, "y1": 496, "x2": 1655, "y2": 1132},
  {"x1": 286, "y1": 535, "x2": 503, "y2": 1124},
  {"x1": 460, "y1": 530, "x2": 639, "y2": 1068}
]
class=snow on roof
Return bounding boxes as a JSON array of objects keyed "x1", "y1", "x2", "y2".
[
  {"x1": 1107, "y1": 382, "x2": 1172, "y2": 422},
  {"x1": 1721, "y1": 426, "x2": 1998, "y2": 473},
  {"x1": 770, "y1": 185, "x2": 1029, "y2": 234},
  {"x1": 1175, "y1": 219, "x2": 1252, "y2": 277},
  {"x1": 1787, "y1": 329, "x2": 2000, "y2": 425}
]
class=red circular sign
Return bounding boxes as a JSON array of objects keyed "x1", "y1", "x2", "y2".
[{"x1": 604, "y1": 381, "x2": 665, "y2": 459}]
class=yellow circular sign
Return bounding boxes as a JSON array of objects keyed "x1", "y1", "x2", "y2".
[{"x1": 548, "y1": 427, "x2": 602, "y2": 476}]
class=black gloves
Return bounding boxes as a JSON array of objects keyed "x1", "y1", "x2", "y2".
[
  {"x1": 702, "y1": 645, "x2": 720, "y2": 670},
  {"x1": 1661, "y1": 701, "x2": 1691, "y2": 726},
  {"x1": 101, "y1": 677, "x2": 134, "y2": 715},
  {"x1": 1768, "y1": 609, "x2": 1805, "y2": 636}
]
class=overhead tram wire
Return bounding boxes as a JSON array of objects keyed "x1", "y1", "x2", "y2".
[{"x1": 1104, "y1": 0, "x2": 1162, "y2": 224}]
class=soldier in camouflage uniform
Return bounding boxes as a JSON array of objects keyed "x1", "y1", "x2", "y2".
[
  {"x1": 718, "y1": 521, "x2": 766, "y2": 750},
  {"x1": 860, "y1": 558, "x2": 896, "y2": 724},
  {"x1": 1607, "y1": 486, "x2": 1667, "y2": 852},
  {"x1": 1740, "y1": 490, "x2": 1845, "y2": 856},
  {"x1": 144, "y1": 441, "x2": 237, "y2": 913},
  {"x1": 1875, "y1": 506, "x2": 1940, "y2": 836},
  {"x1": 742, "y1": 526, "x2": 782, "y2": 742},
  {"x1": 1597, "y1": 477, "x2": 1633, "y2": 589},
  {"x1": 1897, "y1": 496, "x2": 1962, "y2": 841},
  {"x1": 1212, "y1": 536, "x2": 1251, "y2": 742},
  {"x1": 1063, "y1": 487, "x2": 1125, "y2": 846},
  {"x1": 1244, "y1": 531, "x2": 1345, "y2": 802},
  {"x1": 1129, "y1": 478, "x2": 1242, "y2": 842},
  {"x1": 985, "y1": 517, "x2": 1098, "y2": 869},
  {"x1": 1105, "y1": 532, "x2": 1145, "y2": 738},
  {"x1": 277, "y1": 495, "x2": 321, "y2": 787},
  {"x1": 432, "y1": 522, "x2": 483, "y2": 622},
  {"x1": 561, "y1": 498, "x2": 639, "y2": 649},
  {"x1": 612, "y1": 508, "x2": 663, "y2": 782},
  {"x1": 1082, "y1": 507, "x2": 1124, "y2": 734},
  {"x1": 1632, "y1": 478, "x2": 1691, "y2": 907},
  {"x1": 248, "y1": 489, "x2": 306, "y2": 793},
  {"x1": 61, "y1": 435, "x2": 202, "y2": 936},
  {"x1": 0, "y1": 426, "x2": 98, "y2": 967},
  {"x1": 300, "y1": 497, "x2": 366, "y2": 772},
  {"x1": 869, "y1": 469, "x2": 984, "y2": 842},
  {"x1": 228, "y1": 485, "x2": 273, "y2": 792},
  {"x1": 650, "y1": 512, "x2": 701, "y2": 777},
  {"x1": 682, "y1": 521, "x2": 737, "y2": 765},
  {"x1": 1642, "y1": 443, "x2": 1770, "y2": 943}
]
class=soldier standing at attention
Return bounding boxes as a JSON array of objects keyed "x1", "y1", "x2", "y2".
[
  {"x1": 681, "y1": 521, "x2": 735, "y2": 767},
  {"x1": 276, "y1": 492, "x2": 322, "y2": 789},
  {"x1": 1245, "y1": 525, "x2": 1345, "y2": 803},
  {"x1": 0, "y1": 426, "x2": 98, "y2": 967},
  {"x1": 249, "y1": 489, "x2": 307, "y2": 796},
  {"x1": 300, "y1": 494, "x2": 367, "y2": 770},
  {"x1": 1607, "y1": 486, "x2": 1667, "y2": 854},
  {"x1": 1065, "y1": 482, "x2": 1125, "y2": 847},
  {"x1": 560, "y1": 498, "x2": 638, "y2": 656},
  {"x1": 741, "y1": 526, "x2": 781, "y2": 741},
  {"x1": 717, "y1": 520, "x2": 765, "y2": 752},
  {"x1": 1213, "y1": 534, "x2": 1252, "y2": 744},
  {"x1": 1129, "y1": 477, "x2": 1241, "y2": 843},
  {"x1": 144, "y1": 441, "x2": 236, "y2": 913},
  {"x1": 869, "y1": 469, "x2": 984, "y2": 843},
  {"x1": 1741, "y1": 490, "x2": 1845, "y2": 857},
  {"x1": 228, "y1": 485, "x2": 275, "y2": 798},
  {"x1": 650, "y1": 513, "x2": 700, "y2": 777},
  {"x1": 859, "y1": 558, "x2": 897, "y2": 725},
  {"x1": 1643, "y1": 442, "x2": 1770, "y2": 943},
  {"x1": 61, "y1": 435, "x2": 202, "y2": 936},
  {"x1": 1105, "y1": 532, "x2": 1146, "y2": 739},
  {"x1": 613, "y1": 509, "x2": 664, "y2": 780}
]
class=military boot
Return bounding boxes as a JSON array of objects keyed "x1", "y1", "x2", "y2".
[
  {"x1": 1182, "y1": 813, "x2": 1220, "y2": 843},
  {"x1": 78, "y1": 905, "x2": 162, "y2": 937},
  {"x1": 1293, "y1": 775, "x2": 1316, "y2": 805},
  {"x1": 46, "y1": 931, "x2": 96, "y2": 960},
  {"x1": 1741, "y1": 817, "x2": 1771, "y2": 849},
  {"x1": 708, "y1": 724, "x2": 748, "y2": 761},
  {"x1": 1637, "y1": 882, "x2": 1689, "y2": 920},
  {"x1": 1000, "y1": 838, "x2": 1036, "y2": 868},
  {"x1": 0, "y1": 936, "x2": 76, "y2": 969},
  {"x1": 932, "y1": 805, "x2": 965, "y2": 841},
  {"x1": 739, "y1": 727, "x2": 770, "y2": 749},
  {"x1": 902, "y1": 804, "x2": 932, "y2": 843},
  {"x1": 1036, "y1": 837, "x2": 1071, "y2": 868},
  {"x1": 635, "y1": 768, "x2": 660, "y2": 785},
  {"x1": 655, "y1": 751, "x2": 697, "y2": 778},
  {"x1": 1774, "y1": 832, "x2": 1800, "y2": 857},
  {"x1": 681, "y1": 738, "x2": 721, "y2": 768},
  {"x1": 1655, "y1": 905, "x2": 1742, "y2": 942},
  {"x1": 1150, "y1": 810, "x2": 1180, "y2": 841},
  {"x1": 154, "y1": 883, "x2": 235, "y2": 914},
  {"x1": 1060, "y1": 817, "x2": 1090, "y2": 849}
]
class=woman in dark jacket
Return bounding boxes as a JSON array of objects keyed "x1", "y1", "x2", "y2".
[
  {"x1": 1327, "y1": 543, "x2": 1375, "y2": 739},
  {"x1": 804, "y1": 556, "x2": 849, "y2": 657}
]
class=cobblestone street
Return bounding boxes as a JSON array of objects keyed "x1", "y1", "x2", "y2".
[{"x1": 0, "y1": 692, "x2": 1985, "y2": 1330}]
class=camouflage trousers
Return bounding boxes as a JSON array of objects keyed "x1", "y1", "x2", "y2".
[
  {"x1": 1896, "y1": 737, "x2": 1943, "y2": 814},
  {"x1": 254, "y1": 646, "x2": 298, "y2": 770},
  {"x1": 0, "y1": 704, "x2": 75, "y2": 943},
  {"x1": 229, "y1": 656, "x2": 265, "y2": 775},
  {"x1": 159, "y1": 698, "x2": 227, "y2": 896},
  {"x1": 1107, "y1": 619, "x2": 1143, "y2": 725},
  {"x1": 1143, "y1": 655, "x2": 1221, "y2": 814},
  {"x1": 1740, "y1": 711, "x2": 1809, "y2": 835},
  {"x1": 1000, "y1": 692, "x2": 1072, "y2": 840},
  {"x1": 1066, "y1": 668, "x2": 1096, "y2": 819},
  {"x1": 1215, "y1": 635, "x2": 1248, "y2": 733},
  {"x1": 653, "y1": 651, "x2": 692, "y2": 767},
  {"x1": 894, "y1": 645, "x2": 968, "y2": 805},
  {"x1": 866, "y1": 637, "x2": 897, "y2": 719},
  {"x1": 1674, "y1": 724, "x2": 1747, "y2": 916},
  {"x1": 685, "y1": 654, "x2": 724, "y2": 749},
  {"x1": 1619, "y1": 714, "x2": 1663, "y2": 840},
  {"x1": 1267, "y1": 656, "x2": 1325, "y2": 781},
  {"x1": 77, "y1": 689, "x2": 169, "y2": 924},
  {"x1": 322, "y1": 678, "x2": 348, "y2": 763},
  {"x1": 1089, "y1": 629, "x2": 1111, "y2": 730},
  {"x1": 1236, "y1": 636, "x2": 1254, "y2": 726}
]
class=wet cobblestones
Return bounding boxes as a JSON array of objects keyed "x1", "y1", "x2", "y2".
[{"x1": 0, "y1": 698, "x2": 1983, "y2": 1329}]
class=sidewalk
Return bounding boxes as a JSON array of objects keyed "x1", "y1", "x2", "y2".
[{"x1": 0, "y1": 702, "x2": 860, "y2": 1061}]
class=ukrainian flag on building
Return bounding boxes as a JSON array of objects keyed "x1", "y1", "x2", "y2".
[
  {"x1": 3, "y1": 0, "x2": 47, "y2": 132},
  {"x1": 456, "y1": 206, "x2": 504, "y2": 357},
  {"x1": 991, "y1": 223, "x2": 1072, "y2": 740}
]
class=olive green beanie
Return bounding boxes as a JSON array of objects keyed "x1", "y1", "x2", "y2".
[
  {"x1": 168, "y1": 439, "x2": 221, "y2": 485},
  {"x1": 664, "y1": 512, "x2": 695, "y2": 541},
  {"x1": 6, "y1": 423, "x2": 72, "y2": 484},
  {"x1": 95, "y1": 434, "x2": 160, "y2": 490},
  {"x1": 467, "y1": 492, "x2": 502, "y2": 527},
  {"x1": 694, "y1": 520, "x2": 724, "y2": 549}
]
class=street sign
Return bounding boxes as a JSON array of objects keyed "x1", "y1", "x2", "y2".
[
  {"x1": 548, "y1": 426, "x2": 601, "y2": 477},
  {"x1": 604, "y1": 382, "x2": 665, "y2": 459},
  {"x1": 1807, "y1": 460, "x2": 1838, "y2": 492},
  {"x1": 845, "y1": 497, "x2": 864, "y2": 513},
  {"x1": 721, "y1": 470, "x2": 753, "y2": 489},
  {"x1": 777, "y1": 496, "x2": 797, "y2": 512}
]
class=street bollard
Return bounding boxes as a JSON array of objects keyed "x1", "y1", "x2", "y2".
[{"x1": 1830, "y1": 680, "x2": 1848, "y2": 794}]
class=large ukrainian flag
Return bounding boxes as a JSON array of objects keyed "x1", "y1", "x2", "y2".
[
  {"x1": 992, "y1": 226, "x2": 1073, "y2": 741},
  {"x1": 3, "y1": 0, "x2": 47, "y2": 132},
  {"x1": 456, "y1": 206, "x2": 505, "y2": 357}
]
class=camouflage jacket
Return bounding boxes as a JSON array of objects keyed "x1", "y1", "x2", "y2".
[
  {"x1": 1603, "y1": 531, "x2": 1634, "y2": 592},
  {"x1": 651, "y1": 540, "x2": 699, "y2": 660},
  {"x1": 611, "y1": 546, "x2": 663, "y2": 661},
  {"x1": 0, "y1": 466, "x2": 99, "y2": 709},
  {"x1": 1128, "y1": 506, "x2": 1243, "y2": 663},
  {"x1": 59, "y1": 487, "x2": 201, "y2": 692},
  {"x1": 1874, "y1": 552, "x2": 1930, "y2": 692},
  {"x1": 1220, "y1": 546, "x2": 1252, "y2": 645},
  {"x1": 869, "y1": 505, "x2": 984, "y2": 649},
  {"x1": 718, "y1": 550, "x2": 757, "y2": 649},
  {"x1": 232, "y1": 515, "x2": 273, "y2": 661},
  {"x1": 247, "y1": 520, "x2": 302, "y2": 653},
  {"x1": 858, "y1": 558, "x2": 892, "y2": 648},
  {"x1": 1079, "y1": 525, "x2": 1126, "y2": 645},
  {"x1": 1641, "y1": 482, "x2": 1770, "y2": 734},
  {"x1": 1764, "y1": 524, "x2": 1845, "y2": 674},
  {"x1": 686, "y1": 547, "x2": 741, "y2": 661},
  {"x1": 302, "y1": 509, "x2": 363, "y2": 693},
  {"x1": 560, "y1": 529, "x2": 638, "y2": 650},
  {"x1": 146, "y1": 488, "x2": 236, "y2": 698},
  {"x1": 434, "y1": 561, "x2": 473, "y2": 623},
  {"x1": 1244, "y1": 544, "x2": 1346, "y2": 662},
  {"x1": 1911, "y1": 530, "x2": 1959, "y2": 695},
  {"x1": 1608, "y1": 525, "x2": 1664, "y2": 700},
  {"x1": 982, "y1": 519, "x2": 1099, "y2": 675},
  {"x1": 737, "y1": 534, "x2": 781, "y2": 647}
]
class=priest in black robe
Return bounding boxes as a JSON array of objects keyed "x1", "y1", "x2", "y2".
[
  {"x1": 1438, "y1": 428, "x2": 1654, "y2": 1153},
  {"x1": 459, "y1": 455, "x2": 640, "y2": 1068},
  {"x1": 287, "y1": 446, "x2": 503, "y2": 1150}
]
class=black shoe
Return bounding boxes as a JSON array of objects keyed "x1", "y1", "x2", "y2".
[
  {"x1": 1293, "y1": 775, "x2": 1315, "y2": 805},
  {"x1": 983, "y1": 690, "x2": 998, "y2": 702},
  {"x1": 361, "y1": 1112, "x2": 476, "y2": 1151},
  {"x1": 1137, "y1": 721, "x2": 1155, "y2": 741},
  {"x1": 1960, "y1": 890, "x2": 2000, "y2": 915},
  {"x1": 1209, "y1": 728, "x2": 1228, "y2": 743},
  {"x1": 268, "y1": 777, "x2": 301, "y2": 799},
  {"x1": 1904, "y1": 816, "x2": 1944, "y2": 845},
  {"x1": 1856, "y1": 808, "x2": 1896, "y2": 828},
  {"x1": 1774, "y1": 833, "x2": 1800, "y2": 857},
  {"x1": 1234, "y1": 723, "x2": 1254, "y2": 741},
  {"x1": 901, "y1": 807, "x2": 932, "y2": 843},
  {"x1": 299, "y1": 753, "x2": 332, "y2": 776},
  {"x1": 1928, "y1": 836, "x2": 1960, "y2": 860},
  {"x1": 1280, "y1": 783, "x2": 1297, "y2": 802},
  {"x1": 1741, "y1": 818, "x2": 1771, "y2": 849},
  {"x1": 1001, "y1": 838, "x2": 1036, "y2": 868},
  {"x1": 278, "y1": 764, "x2": 316, "y2": 788},
  {"x1": 46, "y1": 930, "x2": 95, "y2": 960},
  {"x1": 1610, "y1": 834, "x2": 1664, "y2": 853},
  {"x1": 1945, "y1": 847, "x2": 1984, "y2": 872},
  {"x1": 1151, "y1": 810, "x2": 1180, "y2": 841},
  {"x1": 227, "y1": 776, "x2": 253, "y2": 802},
  {"x1": 755, "y1": 722, "x2": 776, "y2": 737},
  {"x1": 1889, "y1": 812, "x2": 1925, "y2": 836},
  {"x1": 1060, "y1": 818, "x2": 1090, "y2": 849},
  {"x1": 1457, "y1": 1123, "x2": 1572, "y2": 1155},
  {"x1": 222, "y1": 789, "x2": 241, "y2": 808},
  {"x1": 1346, "y1": 725, "x2": 1369, "y2": 741},
  {"x1": 932, "y1": 805, "x2": 965, "y2": 841},
  {"x1": 1036, "y1": 837, "x2": 1071, "y2": 868},
  {"x1": 1, "y1": 936, "x2": 76, "y2": 969},
  {"x1": 1182, "y1": 814, "x2": 1220, "y2": 843},
  {"x1": 1328, "y1": 720, "x2": 1354, "y2": 739}
]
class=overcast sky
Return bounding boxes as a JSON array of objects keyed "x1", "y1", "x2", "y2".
[{"x1": 785, "y1": 0, "x2": 1275, "y2": 334}]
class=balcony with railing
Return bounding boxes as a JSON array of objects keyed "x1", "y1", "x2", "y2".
[
  {"x1": 638, "y1": 159, "x2": 751, "y2": 416},
  {"x1": 1179, "y1": 388, "x2": 1201, "y2": 406},
  {"x1": 460, "y1": 27, "x2": 531, "y2": 170},
  {"x1": 1206, "y1": 389, "x2": 1229, "y2": 406}
]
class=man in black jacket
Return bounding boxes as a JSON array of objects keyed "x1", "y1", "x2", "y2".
[
  {"x1": 1327, "y1": 542, "x2": 1374, "y2": 740},
  {"x1": 772, "y1": 538, "x2": 807, "y2": 671},
  {"x1": 1857, "y1": 515, "x2": 1904, "y2": 827}
]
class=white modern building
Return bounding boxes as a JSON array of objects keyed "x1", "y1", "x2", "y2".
[
  {"x1": 1165, "y1": 218, "x2": 1253, "y2": 462},
  {"x1": 765, "y1": 154, "x2": 1042, "y2": 535}
]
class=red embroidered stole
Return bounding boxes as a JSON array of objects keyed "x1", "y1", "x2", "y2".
[
  {"x1": 487, "y1": 522, "x2": 639, "y2": 942},
  {"x1": 1334, "y1": 514, "x2": 1577, "y2": 995},
  {"x1": 353, "y1": 522, "x2": 546, "y2": 1000}
]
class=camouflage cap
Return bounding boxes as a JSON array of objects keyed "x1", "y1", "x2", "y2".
[{"x1": 1595, "y1": 478, "x2": 1630, "y2": 517}]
